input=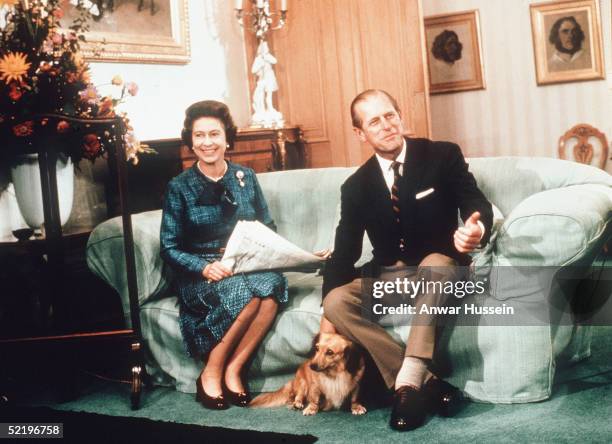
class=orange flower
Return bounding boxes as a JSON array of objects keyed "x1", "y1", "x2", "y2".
[
  {"x1": 12, "y1": 121, "x2": 34, "y2": 137},
  {"x1": 57, "y1": 120, "x2": 70, "y2": 133},
  {"x1": 98, "y1": 97, "x2": 114, "y2": 117},
  {"x1": 82, "y1": 134, "x2": 102, "y2": 160},
  {"x1": 0, "y1": 52, "x2": 32, "y2": 84}
]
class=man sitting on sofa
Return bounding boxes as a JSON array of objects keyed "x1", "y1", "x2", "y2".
[{"x1": 321, "y1": 89, "x2": 493, "y2": 431}]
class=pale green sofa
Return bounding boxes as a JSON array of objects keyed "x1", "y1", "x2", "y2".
[{"x1": 86, "y1": 157, "x2": 612, "y2": 403}]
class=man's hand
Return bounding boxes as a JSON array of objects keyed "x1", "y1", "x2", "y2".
[
  {"x1": 314, "y1": 249, "x2": 332, "y2": 260},
  {"x1": 454, "y1": 211, "x2": 482, "y2": 253},
  {"x1": 202, "y1": 261, "x2": 233, "y2": 282}
]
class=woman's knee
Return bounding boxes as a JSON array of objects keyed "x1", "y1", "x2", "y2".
[
  {"x1": 260, "y1": 296, "x2": 278, "y2": 315},
  {"x1": 241, "y1": 297, "x2": 261, "y2": 316}
]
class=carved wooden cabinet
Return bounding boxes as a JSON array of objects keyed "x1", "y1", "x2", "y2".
[{"x1": 179, "y1": 126, "x2": 307, "y2": 172}]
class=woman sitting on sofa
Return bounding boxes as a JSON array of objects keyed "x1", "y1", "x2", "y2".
[{"x1": 160, "y1": 100, "x2": 288, "y2": 410}]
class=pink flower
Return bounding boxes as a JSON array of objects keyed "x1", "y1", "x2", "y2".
[
  {"x1": 79, "y1": 85, "x2": 98, "y2": 104},
  {"x1": 82, "y1": 133, "x2": 102, "y2": 160},
  {"x1": 126, "y1": 82, "x2": 138, "y2": 96},
  {"x1": 41, "y1": 39, "x2": 54, "y2": 54},
  {"x1": 51, "y1": 33, "x2": 62, "y2": 45}
]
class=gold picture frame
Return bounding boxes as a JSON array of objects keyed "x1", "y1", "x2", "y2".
[
  {"x1": 424, "y1": 10, "x2": 485, "y2": 95},
  {"x1": 64, "y1": 0, "x2": 190, "y2": 64},
  {"x1": 530, "y1": 0, "x2": 604, "y2": 85}
]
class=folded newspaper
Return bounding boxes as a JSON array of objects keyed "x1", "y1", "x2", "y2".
[{"x1": 220, "y1": 221, "x2": 324, "y2": 273}]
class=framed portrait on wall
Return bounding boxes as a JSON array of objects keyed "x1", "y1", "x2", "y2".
[
  {"x1": 530, "y1": 0, "x2": 604, "y2": 85},
  {"x1": 424, "y1": 10, "x2": 486, "y2": 95},
  {"x1": 63, "y1": 0, "x2": 190, "y2": 64}
]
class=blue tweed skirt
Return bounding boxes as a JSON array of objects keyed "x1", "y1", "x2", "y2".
[{"x1": 177, "y1": 270, "x2": 288, "y2": 358}]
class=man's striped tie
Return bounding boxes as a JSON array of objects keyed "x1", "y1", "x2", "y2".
[{"x1": 391, "y1": 161, "x2": 406, "y2": 252}]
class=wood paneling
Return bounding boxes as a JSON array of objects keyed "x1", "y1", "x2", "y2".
[{"x1": 245, "y1": 0, "x2": 430, "y2": 167}]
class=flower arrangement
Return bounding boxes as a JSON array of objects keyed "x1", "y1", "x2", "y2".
[{"x1": 0, "y1": 0, "x2": 152, "y2": 164}]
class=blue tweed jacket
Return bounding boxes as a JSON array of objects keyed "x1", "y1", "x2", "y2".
[{"x1": 160, "y1": 161, "x2": 276, "y2": 277}]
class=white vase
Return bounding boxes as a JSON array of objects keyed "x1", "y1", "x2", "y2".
[{"x1": 10, "y1": 153, "x2": 74, "y2": 229}]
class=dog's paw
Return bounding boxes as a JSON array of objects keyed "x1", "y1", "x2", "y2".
[
  {"x1": 291, "y1": 401, "x2": 304, "y2": 410},
  {"x1": 302, "y1": 404, "x2": 318, "y2": 416},
  {"x1": 351, "y1": 404, "x2": 367, "y2": 415}
]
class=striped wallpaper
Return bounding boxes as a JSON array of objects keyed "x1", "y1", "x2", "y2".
[{"x1": 423, "y1": 0, "x2": 612, "y2": 174}]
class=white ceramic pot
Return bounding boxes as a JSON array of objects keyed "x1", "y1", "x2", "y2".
[{"x1": 10, "y1": 153, "x2": 74, "y2": 229}]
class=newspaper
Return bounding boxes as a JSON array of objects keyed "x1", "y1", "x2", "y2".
[{"x1": 220, "y1": 220, "x2": 323, "y2": 273}]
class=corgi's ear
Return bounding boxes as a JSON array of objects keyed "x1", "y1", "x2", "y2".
[
  {"x1": 344, "y1": 342, "x2": 363, "y2": 375},
  {"x1": 308, "y1": 333, "x2": 320, "y2": 357}
]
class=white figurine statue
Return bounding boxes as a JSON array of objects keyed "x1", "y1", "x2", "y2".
[{"x1": 251, "y1": 40, "x2": 284, "y2": 128}]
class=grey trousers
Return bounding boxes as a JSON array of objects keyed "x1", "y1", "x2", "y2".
[{"x1": 323, "y1": 253, "x2": 461, "y2": 389}]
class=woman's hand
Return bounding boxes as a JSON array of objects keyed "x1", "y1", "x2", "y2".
[
  {"x1": 203, "y1": 261, "x2": 233, "y2": 282},
  {"x1": 313, "y1": 249, "x2": 332, "y2": 260}
]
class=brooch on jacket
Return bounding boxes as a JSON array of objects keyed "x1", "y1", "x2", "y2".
[{"x1": 236, "y1": 170, "x2": 245, "y2": 187}]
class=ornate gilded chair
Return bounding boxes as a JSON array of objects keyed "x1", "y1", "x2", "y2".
[{"x1": 558, "y1": 123, "x2": 609, "y2": 170}]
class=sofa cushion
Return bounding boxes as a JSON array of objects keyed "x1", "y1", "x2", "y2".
[
  {"x1": 257, "y1": 167, "x2": 356, "y2": 254},
  {"x1": 467, "y1": 157, "x2": 612, "y2": 217}
]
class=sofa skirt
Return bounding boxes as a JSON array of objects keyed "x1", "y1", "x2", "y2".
[{"x1": 139, "y1": 272, "x2": 591, "y2": 403}]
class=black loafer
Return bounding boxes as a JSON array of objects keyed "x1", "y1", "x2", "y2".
[
  {"x1": 424, "y1": 377, "x2": 465, "y2": 417},
  {"x1": 389, "y1": 385, "x2": 428, "y2": 431},
  {"x1": 224, "y1": 383, "x2": 251, "y2": 407},
  {"x1": 196, "y1": 375, "x2": 229, "y2": 410}
]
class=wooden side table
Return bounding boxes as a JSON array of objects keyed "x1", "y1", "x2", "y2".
[{"x1": 0, "y1": 114, "x2": 145, "y2": 409}]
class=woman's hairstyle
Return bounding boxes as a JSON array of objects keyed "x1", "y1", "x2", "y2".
[{"x1": 181, "y1": 100, "x2": 238, "y2": 149}]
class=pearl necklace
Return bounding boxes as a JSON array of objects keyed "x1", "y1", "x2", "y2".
[{"x1": 198, "y1": 160, "x2": 227, "y2": 182}]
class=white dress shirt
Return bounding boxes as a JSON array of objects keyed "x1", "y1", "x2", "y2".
[{"x1": 375, "y1": 140, "x2": 407, "y2": 195}]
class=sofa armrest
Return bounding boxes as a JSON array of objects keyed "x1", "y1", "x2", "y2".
[
  {"x1": 488, "y1": 184, "x2": 611, "y2": 302},
  {"x1": 494, "y1": 184, "x2": 611, "y2": 267},
  {"x1": 86, "y1": 210, "x2": 168, "y2": 325}
]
